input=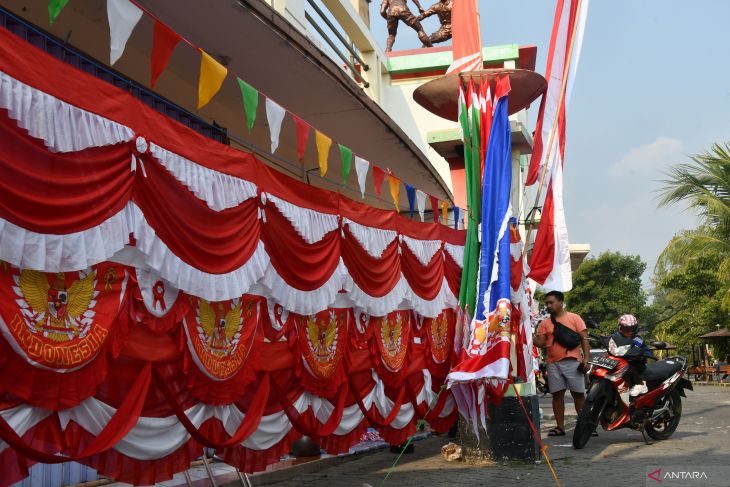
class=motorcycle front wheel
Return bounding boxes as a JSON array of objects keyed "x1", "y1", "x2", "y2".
[
  {"x1": 573, "y1": 379, "x2": 610, "y2": 449},
  {"x1": 645, "y1": 390, "x2": 682, "y2": 440}
]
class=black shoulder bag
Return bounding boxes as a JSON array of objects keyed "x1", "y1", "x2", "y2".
[{"x1": 550, "y1": 316, "x2": 582, "y2": 351}]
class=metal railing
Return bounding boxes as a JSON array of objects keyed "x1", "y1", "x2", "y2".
[{"x1": 304, "y1": 0, "x2": 369, "y2": 88}]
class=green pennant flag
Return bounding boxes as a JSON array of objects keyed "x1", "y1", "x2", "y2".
[
  {"x1": 49, "y1": 0, "x2": 70, "y2": 24},
  {"x1": 457, "y1": 82, "x2": 480, "y2": 317},
  {"x1": 338, "y1": 144, "x2": 353, "y2": 186},
  {"x1": 236, "y1": 78, "x2": 258, "y2": 133}
]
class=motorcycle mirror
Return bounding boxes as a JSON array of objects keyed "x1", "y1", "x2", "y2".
[
  {"x1": 585, "y1": 317, "x2": 599, "y2": 329},
  {"x1": 651, "y1": 341, "x2": 668, "y2": 350}
]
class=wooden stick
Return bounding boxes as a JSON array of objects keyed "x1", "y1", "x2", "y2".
[{"x1": 524, "y1": 0, "x2": 584, "y2": 258}]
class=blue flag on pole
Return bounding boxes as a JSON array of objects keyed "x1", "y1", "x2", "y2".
[{"x1": 475, "y1": 76, "x2": 512, "y2": 323}]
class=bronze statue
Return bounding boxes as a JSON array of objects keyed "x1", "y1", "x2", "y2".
[
  {"x1": 380, "y1": 0, "x2": 433, "y2": 52},
  {"x1": 418, "y1": 0, "x2": 452, "y2": 45}
]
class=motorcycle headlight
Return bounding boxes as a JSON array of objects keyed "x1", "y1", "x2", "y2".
[{"x1": 608, "y1": 338, "x2": 631, "y2": 357}]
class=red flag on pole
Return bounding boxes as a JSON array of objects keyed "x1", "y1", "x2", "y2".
[{"x1": 446, "y1": 0, "x2": 482, "y2": 74}]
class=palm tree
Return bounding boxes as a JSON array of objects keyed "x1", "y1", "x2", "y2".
[{"x1": 657, "y1": 142, "x2": 730, "y2": 309}]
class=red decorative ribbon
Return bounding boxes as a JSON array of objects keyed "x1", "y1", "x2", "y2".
[
  {"x1": 270, "y1": 373, "x2": 347, "y2": 438},
  {"x1": 348, "y1": 375, "x2": 406, "y2": 428},
  {"x1": 153, "y1": 368, "x2": 269, "y2": 449},
  {"x1": 0, "y1": 362, "x2": 152, "y2": 463},
  {"x1": 151, "y1": 280, "x2": 166, "y2": 311}
]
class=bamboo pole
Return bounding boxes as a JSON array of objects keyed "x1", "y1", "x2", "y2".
[{"x1": 524, "y1": 0, "x2": 584, "y2": 259}]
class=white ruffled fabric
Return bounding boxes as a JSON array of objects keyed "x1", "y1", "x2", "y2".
[
  {"x1": 343, "y1": 218, "x2": 397, "y2": 259},
  {"x1": 150, "y1": 143, "x2": 257, "y2": 211},
  {"x1": 0, "y1": 207, "x2": 132, "y2": 273},
  {"x1": 265, "y1": 194, "x2": 339, "y2": 245},
  {"x1": 401, "y1": 236, "x2": 443, "y2": 267},
  {"x1": 341, "y1": 273, "x2": 409, "y2": 318},
  {"x1": 135, "y1": 268, "x2": 179, "y2": 318},
  {"x1": 0, "y1": 70, "x2": 133, "y2": 152},
  {"x1": 259, "y1": 259, "x2": 345, "y2": 315},
  {"x1": 127, "y1": 203, "x2": 269, "y2": 302},
  {"x1": 404, "y1": 277, "x2": 455, "y2": 319},
  {"x1": 444, "y1": 243, "x2": 465, "y2": 268},
  {"x1": 0, "y1": 404, "x2": 52, "y2": 454}
]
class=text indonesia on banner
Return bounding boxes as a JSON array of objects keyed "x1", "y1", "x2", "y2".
[{"x1": 526, "y1": 0, "x2": 589, "y2": 291}]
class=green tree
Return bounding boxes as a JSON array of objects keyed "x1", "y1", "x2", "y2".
[
  {"x1": 564, "y1": 251, "x2": 648, "y2": 334},
  {"x1": 657, "y1": 142, "x2": 730, "y2": 310}
]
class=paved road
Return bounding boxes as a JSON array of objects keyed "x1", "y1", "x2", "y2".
[{"x1": 267, "y1": 385, "x2": 730, "y2": 487}]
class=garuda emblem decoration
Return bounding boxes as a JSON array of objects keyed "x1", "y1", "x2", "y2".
[
  {"x1": 14, "y1": 269, "x2": 98, "y2": 342},
  {"x1": 429, "y1": 312, "x2": 450, "y2": 364},
  {"x1": 378, "y1": 312, "x2": 409, "y2": 372},
  {"x1": 302, "y1": 310, "x2": 341, "y2": 379},
  {"x1": 196, "y1": 299, "x2": 244, "y2": 358}
]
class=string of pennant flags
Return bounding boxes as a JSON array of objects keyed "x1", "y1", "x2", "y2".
[{"x1": 47, "y1": 0, "x2": 465, "y2": 228}]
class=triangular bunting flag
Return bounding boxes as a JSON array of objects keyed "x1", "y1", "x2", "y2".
[
  {"x1": 405, "y1": 184, "x2": 416, "y2": 219},
  {"x1": 293, "y1": 116, "x2": 309, "y2": 161},
  {"x1": 355, "y1": 156, "x2": 369, "y2": 198},
  {"x1": 338, "y1": 145, "x2": 353, "y2": 186},
  {"x1": 107, "y1": 0, "x2": 143, "y2": 65},
  {"x1": 429, "y1": 195, "x2": 439, "y2": 222},
  {"x1": 150, "y1": 21, "x2": 181, "y2": 88},
  {"x1": 237, "y1": 78, "x2": 259, "y2": 134},
  {"x1": 265, "y1": 98, "x2": 286, "y2": 154},
  {"x1": 372, "y1": 166, "x2": 385, "y2": 198},
  {"x1": 49, "y1": 0, "x2": 70, "y2": 24},
  {"x1": 315, "y1": 131, "x2": 332, "y2": 176},
  {"x1": 441, "y1": 201, "x2": 448, "y2": 224},
  {"x1": 454, "y1": 207, "x2": 461, "y2": 229},
  {"x1": 198, "y1": 50, "x2": 228, "y2": 109},
  {"x1": 416, "y1": 190, "x2": 427, "y2": 222},
  {"x1": 388, "y1": 172, "x2": 400, "y2": 212}
]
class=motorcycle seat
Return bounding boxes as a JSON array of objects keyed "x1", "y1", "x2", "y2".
[{"x1": 641, "y1": 359, "x2": 682, "y2": 382}]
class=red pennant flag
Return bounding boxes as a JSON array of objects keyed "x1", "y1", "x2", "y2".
[
  {"x1": 429, "y1": 195, "x2": 439, "y2": 222},
  {"x1": 372, "y1": 165, "x2": 386, "y2": 198},
  {"x1": 150, "y1": 21, "x2": 181, "y2": 88},
  {"x1": 293, "y1": 115, "x2": 310, "y2": 161}
]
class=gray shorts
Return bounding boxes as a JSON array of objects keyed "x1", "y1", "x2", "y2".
[{"x1": 547, "y1": 359, "x2": 586, "y2": 394}]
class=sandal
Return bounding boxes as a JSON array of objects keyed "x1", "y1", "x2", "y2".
[{"x1": 548, "y1": 427, "x2": 565, "y2": 437}]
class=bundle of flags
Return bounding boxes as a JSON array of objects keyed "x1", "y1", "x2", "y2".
[
  {"x1": 449, "y1": 76, "x2": 533, "y2": 435},
  {"x1": 447, "y1": 0, "x2": 589, "y2": 435}
]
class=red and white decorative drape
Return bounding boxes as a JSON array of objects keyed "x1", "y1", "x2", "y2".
[{"x1": 0, "y1": 26, "x2": 464, "y2": 485}]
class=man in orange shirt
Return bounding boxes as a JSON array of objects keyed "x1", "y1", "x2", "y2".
[{"x1": 533, "y1": 290, "x2": 590, "y2": 437}]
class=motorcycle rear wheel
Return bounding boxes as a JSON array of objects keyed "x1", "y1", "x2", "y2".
[
  {"x1": 645, "y1": 390, "x2": 682, "y2": 440},
  {"x1": 573, "y1": 379, "x2": 609, "y2": 449}
]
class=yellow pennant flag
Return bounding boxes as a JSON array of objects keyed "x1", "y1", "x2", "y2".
[
  {"x1": 315, "y1": 131, "x2": 332, "y2": 176},
  {"x1": 198, "y1": 50, "x2": 227, "y2": 109},
  {"x1": 388, "y1": 173, "x2": 400, "y2": 212},
  {"x1": 441, "y1": 201, "x2": 448, "y2": 223}
]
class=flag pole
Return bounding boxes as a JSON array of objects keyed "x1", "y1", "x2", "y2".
[{"x1": 524, "y1": 0, "x2": 583, "y2": 259}]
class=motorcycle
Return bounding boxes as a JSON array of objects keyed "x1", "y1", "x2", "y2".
[{"x1": 572, "y1": 332, "x2": 693, "y2": 449}]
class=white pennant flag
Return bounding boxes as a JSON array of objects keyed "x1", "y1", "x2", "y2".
[
  {"x1": 265, "y1": 98, "x2": 286, "y2": 154},
  {"x1": 107, "y1": 0, "x2": 143, "y2": 65},
  {"x1": 416, "y1": 190, "x2": 427, "y2": 221},
  {"x1": 355, "y1": 156, "x2": 369, "y2": 198}
]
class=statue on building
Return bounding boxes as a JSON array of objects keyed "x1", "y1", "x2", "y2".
[
  {"x1": 380, "y1": 0, "x2": 433, "y2": 52},
  {"x1": 418, "y1": 0, "x2": 452, "y2": 45}
]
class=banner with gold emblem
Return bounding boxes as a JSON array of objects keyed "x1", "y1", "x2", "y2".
[{"x1": 0, "y1": 262, "x2": 129, "y2": 408}]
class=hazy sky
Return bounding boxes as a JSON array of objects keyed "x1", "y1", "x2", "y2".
[{"x1": 370, "y1": 1, "x2": 730, "y2": 285}]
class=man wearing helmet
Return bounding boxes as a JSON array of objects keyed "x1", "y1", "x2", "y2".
[{"x1": 609, "y1": 314, "x2": 653, "y2": 397}]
